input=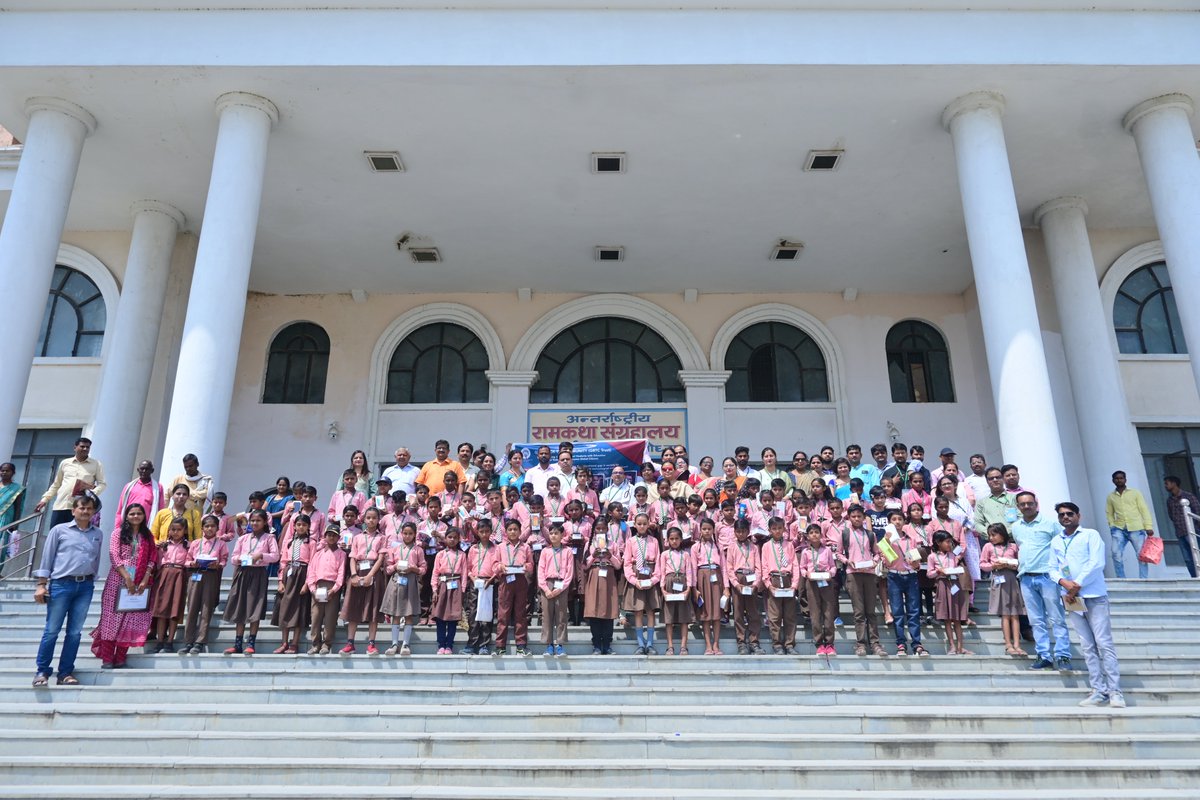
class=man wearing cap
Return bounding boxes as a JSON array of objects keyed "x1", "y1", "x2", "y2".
[{"x1": 930, "y1": 447, "x2": 957, "y2": 485}]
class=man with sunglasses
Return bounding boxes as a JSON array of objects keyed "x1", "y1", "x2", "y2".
[
  {"x1": 1050, "y1": 501, "x2": 1123, "y2": 708},
  {"x1": 1012, "y1": 491, "x2": 1072, "y2": 672}
]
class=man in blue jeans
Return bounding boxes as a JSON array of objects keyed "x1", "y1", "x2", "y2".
[
  {"x1": 1105, "y1": 470, "x2": 1154, "y2": 579},
  {"x1": 32, "y1": 494, "x2": 103, "y2": 687},
  {"x1": 1011, "y1": 491, "x2": 1072, "y2": 672}
]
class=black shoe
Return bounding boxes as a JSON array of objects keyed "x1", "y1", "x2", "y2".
[
  {"x1": 164, "y1": 642, "x2": 176, "y2": 653},
  {"x1": 1028, "y1": 658, "x2": 1055, "y2": 670},
  {"x1": 751, "y1": 645, "x2": 766, "y2": 656},
  {"x1": 1056, "y1": 656, "x2": 1073, "y2": 672},
  {"x1": 737, "y1": 644, "x2": 750, "y2": 656}
]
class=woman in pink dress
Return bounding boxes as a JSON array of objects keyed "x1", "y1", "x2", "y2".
[{"x1": 90, "y1": 504, "x2": 157, "y2": 668}]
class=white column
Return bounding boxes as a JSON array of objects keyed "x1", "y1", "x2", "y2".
[
  {"x1": 0, "y1": 97, "x2": 96, "y2": 460},
  {"x1": 161, "y1": 92, "x2": 277, "y2": 491},
  {"x1": 942, "y1": 92, "x2": 1070, "y2": 504},
  {"x1": 487, "y1": 371, "x2": 539, "y2": 450},
  {"x1": 1124, "y1": 93, "x2": 1200, "y2": 395},
  {"x1": 1035, "y1": 197, "x2": 1156, "y2": 539},
  {"x1": 88, "y1": 201, "x2": 184, "y2": 518},
  {"x1": 679, "y1": 370, "x2": 731, "y2": 463}
]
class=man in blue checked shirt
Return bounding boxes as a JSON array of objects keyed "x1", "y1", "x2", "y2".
[
  {"x1": 1050, "y1": 501, "x2": 1124, "y2": 709},
  {"x1": 1011, "y1": 491, "x2": 1072, "y2": 672}
]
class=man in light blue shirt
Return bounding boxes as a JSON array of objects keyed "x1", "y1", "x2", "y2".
[
  {"x1": 846, "y1": 444, "x2": 881, "y2": 494},
  {"x1": 1050, "y1": 501, "x2": 1123, "y2": 708},
  {"x1": 1011, "y1": 491, "x2": 1071, "y2": 671}
]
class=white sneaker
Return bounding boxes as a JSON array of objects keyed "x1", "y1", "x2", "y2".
[
  {"x1": 1108, "y1": 693, "x2": 1126, "y2": 709},
  {"x1": 1078, "y1": 693, "x2": 1107, "y2": 707},
  {"x1": 384, "y1": 643, "x2": 399, "y2": 656}
]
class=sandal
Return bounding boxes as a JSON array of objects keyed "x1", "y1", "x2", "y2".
[
  {"x1": 1004, "y1": 646, "x2": 1018, "y2": 656},
  {"x1": 1014, "y1": 648, "x2": 1029, "y2": 657},
  {"x1": 32, "y1": 674, "x2": 49, "y2": 687},
  {"x1": 680, "y1": 648, "x2": 689, "y2": 656},
  {"x1": 56, "y1": 674, "x2": 80, "y2": 686},
  {"x1": 272, "y1": 645, "x2": 289, "y2": 655},
  {"x1": 958, "y1": 648, "x2": 975, "y2": 656}
]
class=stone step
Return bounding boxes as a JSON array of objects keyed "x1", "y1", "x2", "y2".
[
  {"x1": 6, "y1": 729, "x2": 1196, "y2": 760},
  {"x1": 8, "y1": 787, "x2": 1200, "y2": 800},
  {"x1": 3, "y1": 703, "x2": 1192, "y2": 735},
  {"x1": 3, "y1": 665, "x2": 1194, "y2": 689},
  {"x1": 0, "y1": 683, "x2": 1185, "y2": 706},
  {"x1": 7, "y1": 756, "x2": 1198, "y2": 790}
]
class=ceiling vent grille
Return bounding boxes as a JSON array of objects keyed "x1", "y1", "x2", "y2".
[
  {"x1": 594, "y1": 246, "x2": 625, "y2": 262},
  {"x1": 591, "y1": 152, "x2": 626, "y2": 173},
  {"x1": 770, "y1": 241, "x2": 805, "y2": 261},
  {"x1": 804, "y1": 150, "x2": 843, "y2": 172},
  {"x1": 408, "y1": 247, "x2": 441, "y2": 263},
  {"x1": 365, "y1": 151, "x2": 405, "y2": 172}
]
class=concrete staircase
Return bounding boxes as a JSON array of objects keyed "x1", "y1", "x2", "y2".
[{"x1": 2, "y1": 576, "x2": 1199, "y2": 798}]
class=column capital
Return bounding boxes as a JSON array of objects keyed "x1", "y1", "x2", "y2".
[
  {"x1": 1123, "y1": 93, "x2": 1194, "y2": 133},
  {"x1": 1033, "y1": 196, "x2": 1088, "y2": 228},
  {"x1": 130, "y1": 200, "x2": 186, "y2": 230},
  {"x1": 23, "y1": 96, "x2": 97, "y2": 136},
  {"x1": 215, "y1": 91, "x2": 279, "y2": 127},
  {"x1": 941, "y1": 91, "x2": 1005, "y2": 132},
  {"x1": 678, "y1": 369, "x2": 731, "y2": 388},
  {"x1": 486, "y1": 370, "x2": 539, "y2": 388}
]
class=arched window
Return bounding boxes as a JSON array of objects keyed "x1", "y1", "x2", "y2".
[
  {"x1": 36, "y1": 266, "x2": 106, "y2": 357},
  {"x1": 723, "y1": 321, "x2": 828, "y2": 402},
  {"x1": 886, "y1": 320, "x2": 954, "y2": 403},
  {"x1": 387, "y1": 322, "x2": 489, "y2": 404},
  {"x1": 531, "y1": 318, "x2": 685, "y2": 403},
  {"x1": 262, "y1": 322, "x2": 330, "y2": 404},
  {"x1": 1113, "y1": 262, "x2": 1186, "y2": 354}
]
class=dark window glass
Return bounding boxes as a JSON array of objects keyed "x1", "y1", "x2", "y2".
[
  {"x1": 1114, "y1": 262, "x2": 1186, "y2": 354},
  {"x1": 8, "y1": 427, "x2": 84, "y2": 568},
  {"x1": 532, "y1": 318, "x2": 684, "y2": 403},
  {"x1": 35, "y1": 266, "x2": 106, "y2": 358},
  {"x1": 262, "y1": 322, "x2": 331, "y2": 404},
  {"x1": 724, "y1": 321, "x2": 829, "y2": 402},
  {"x1": 386, "y1": 323, "x2": 489, "y2": 404},
  {"x1": 885, "y1": 320, "x2": 954, "y2": 403}
]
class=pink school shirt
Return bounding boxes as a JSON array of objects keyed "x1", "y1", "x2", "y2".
[
  {"x1": 492, "y1": 541, "x2": 534, "y2": 579},
  {"x1": 883, "y1": 528, "x2": 922, "y2": 574},
  {"x1": 929, "y1": 517, "x2": 967, "y2": 551},
  {"x1": 979, "y1": 541, "x2": 1018, "y2": 572},
  {"x1": 279, "y1": 532, "x2": 317, "y2": 568},
  {"x1": 820, "y1": 518, "x2": 851, "y2": 552},
  {"x1": 231, "y1": 532, "x2": 280, "y2": 566},
  {"x1": 842, "y1": 526, "x2": 879, "y2": 574},
  {"x1": 467, "y1": 544, "x2": 497, "y2": 582},
  {"x1": 723, "y1": 540, "x2": 761, "y2": 590},
  {"x1": 327, "y1": 489, "x2": 367, "y2": 521},
  {"x1": 187, "y1": 536, "x2": 228, "y2": 568},
  {"x1": 215, "y1": 512, "x2": 239, "y2": 543},
  {"x1": 623, "y1": 535, "x2": 661, "y2": 585},
  {"x1": 798, "y1": 545, "x2": 837, "y2": 579},
  {"x1": 901, "y1": 488, "x2": 933, "y2": 518},
  {"x1": 283, "y1": 506, "x2": 327, "y2": 542},
  {"x1": 655, "y1": 548, "x2": 695, "y2": 590},
  {"x1": 927, "y1": 550, "x2": 963, "y2": 579},
  {"x1": 159, "y1": 539, "x2": 190, "y2": 567},
  {"x1": 537, "y1": 546, "x2": 575, "y2": 592},
  {"x1": 584, "y1": 536, "x2": 623, "y2": 569},
  {"x1": 432, "y1": 548, "x2": 468, "y2": 586},
  {"x1": 566, "y1": 486, "x2": 600, "y2": 517},
  {"x1": 690, "y1": 540, "x2": 725, "y2": 573},
  {"x1": 714, "y1": 517, "x2": 738, "y2": 550},
  {"x1": 305, "y1": 544, "x2": 346, "y2": 593},
  {"x1": 350, "y1": 531, "x2": 388, "y2": 568},
  {"x1": 385, "y1": 541, "x2": 426, "y2": 578},
  {"x1": 760, "y1": 539, "x2": 801, "y2": 589}
]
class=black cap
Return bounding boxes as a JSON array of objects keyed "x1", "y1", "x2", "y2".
[{"x1": 939, "y1": 447, "x2": 956, "y2": 456}]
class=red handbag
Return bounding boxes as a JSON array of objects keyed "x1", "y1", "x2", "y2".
[{"x1": 1137, "y1": 535, "x2": 1164, "y2": 565}]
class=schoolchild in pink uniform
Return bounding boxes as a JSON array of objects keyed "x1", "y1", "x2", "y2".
[
  {"x1": 563, "y1": 500, "x2": 592, "y2": 626},
  {"x1": 657, "y1": 527, "x2": 695, "y2": 656},
  {"x1": 306, "y1": 527, "x2": 346, "y2": 654},
  {"x1": 223, "y1": 509, "x2": 279, "y2": 655},
  {"x1": 210, "y1": 492, "x2": 240, "y2": 545},
  {"x1": 761, "y1": 517, "x2": 801, "y2": 655},
  {"x1": 902, "y1": 503, "x2": 937, "y2": 623},
  {"x1": 980, "y1": 523, "x2": 1026, "y2": 656},
  {"x1": 273, "y1": 514, "x2": 315, "y2": 654},
  {"x1": 538, "y1": 524, "x2": 574, "y2": 656},
  {"x1": 463, "y1": 520, "x2": 498, "y2": 655},
  {"x1": 282, "y1": 486, "x2": 326, "y2": 543},
  {"x1": 714, "y1": 501, "x2": 738, "y2": 550},
  {"x1": 418, "y1": 496, "x2": 448, "y2": 623},
  {"x1": 691, "y1": 518, "x2": 728, "y2": 655},
  {"x1": 839, "y1": 504, "x2": 886, "y2": 658},
  {"x1": 340, "y1": 507, "x2": 388, "y2": 654},
  {"x1": 381, "y1": 521, "x2": 425, "y2": 656},
  {"x1": 182, "y1": 515, "x2": 228, "y2": 654},
  {"x1": 582, "y1": 517, "x2": 622, "y2": 655},
  {"x1": 882, "y1": 508, "x2": 928, "y2": 657},
  {"x1": 566, "y1": 468, "x2": 599, "y2": 518},
  {"x1": 799, "y1": 524, "x2": 839, "y2": 655},
  {"x1": 430, "y1": 527, "x2": 468, "y2": 654},
  {"x1": 150, "y1": 519, "x2": 190, "y2": 651},
  {"x1": 726, "y1": 519, "x2": 764, "y2": 655},
  {"x1": 623, "y1": 513, "x2": 662, "y2": 655},
  {"x1": 328, "y1": 469, "x2": 367, "y2": 523},
  {"x1": 928, "y1": 531, "x2": 971, "y2": 655},
  {"x1": 493, "y1": 519, "x2": 535, "y2": 656}
]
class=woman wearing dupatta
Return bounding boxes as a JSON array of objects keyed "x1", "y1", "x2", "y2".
[
  {"x1": 0, "y1": 463, "x2": 24, "y2": 571},
  {"x1": 91, "y1": 503, "x2": 157, "y2": 668}
]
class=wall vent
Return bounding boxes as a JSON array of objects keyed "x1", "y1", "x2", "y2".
[
  {"x1": 591, "y1": 152, "x2": 626, "y2": 173},
  {"x1": 365, "y1": 151, "x2": 405, "y2": 172},
  {"x1": 804, "y1": 150, "x2": 843, "y2": 172}
]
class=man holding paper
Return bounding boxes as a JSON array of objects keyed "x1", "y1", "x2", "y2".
[{"x1": 1050, "y1": 502, "x2": 1124, "y2": 709}]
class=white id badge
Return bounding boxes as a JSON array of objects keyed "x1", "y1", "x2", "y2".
[
  {"x1": 571, "y1": 532, "x2": 583, "y2": 541},
  {"x1": 639, "y1": 579, "x2": 652, "y2": 589},
  {"x1": 950, "y1": 584, "x2": 960, "y2": 596},
  {"x1": 447, "y1": 580, "x2": 459, "y2": 590},
  {"x1": 709, "y1": 573, "x2": 719, "y2": 584},
  {"x1": 639, "y1": 567, "x2": 651, "y2": 577},
  {"x1": 571, "y1": 547, "x2": 579, "y2": 556},
  {"x1": 598, "y1": 568, "x2": 609, "y2": 578},
  {"x1": 190, "y1": 572, "x2": 203, "y2": 583},
  {"x1": 399, "y1": 575, "x2": 409, "y2": 586},
  {"x1": 506, "y1": 574, "x2": 516, "y2": 584},
  {"x1": 240, "y1": 556, "x2": 252, "y2": 567},
  {"x1": 671, "y1": 581, "x2": 685, "y2": 592},
  {"x1": 550, "y1": 516, "x2": 565, "y2": 525},
  {"x1": 854, "y1": 560, "x2": 874, "y2": 570},
  {"x1": 460, "y1": 542, "x2": 471, "y2": 552},
  {"x1": 993, "y1": 575, "x2": 1006, "y2": 585},
  {"x1": 552, "y1": 579, "x2": 564, "y2": 590},
  {"x1": 745, "y1": 572, "x2": 757, "y2": 584},
  {"x1": 952, "y1": 545, "x2": 963, "y2": 556},
  {"x1": 817, "y1": 580, "x2": 829, "y2": 588},
  {"x1": 358, "y1": 559, "x2": 373, "y2": 571},
  {"x1": 315, "y1": 587, "x2": 328, "y2": 602},
  {"x1": 532, "y1": 542, "x2": 544, "y2": 551},
  {"x1": 474, "y1": 578, "x2": 486, "y2": 590},
  {"x1": 740, "y1": 586, "x2": 754, "y2": 595}
]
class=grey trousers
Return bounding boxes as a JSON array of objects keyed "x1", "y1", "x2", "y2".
[{"x1": 1069, "y1": 595, "x2": 1121, "y2": 697}]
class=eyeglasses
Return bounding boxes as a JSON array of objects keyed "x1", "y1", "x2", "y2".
[{"x1": 1057, "y1": 511, "x2": 1078, "y2": 518}]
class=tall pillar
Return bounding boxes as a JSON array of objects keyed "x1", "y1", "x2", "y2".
[
  {"x1": 88, "y1": 201, "x2": 185, "y2": 522},
  {"x1": 679, "y1": 370, "x2": 731, "y2": 463},
  {"x1": 941, "y1": 92, "x2": 1070, "y2": 504},
  {"x1": 1035, "y1": 197, "x2": 1156, "y2": 536},
  {"x1": 1124, "y1": 93, "x2": 1200, "y2": 396},
  {"x1": 487, "y1": 371, "x2": 539, "y2": 451},
  {"x1": 161, "y1": 93, "x2": 277, "y2": 491},
  {"x1": 0, "y1": 97, "x2": 96, "y2": 460}
]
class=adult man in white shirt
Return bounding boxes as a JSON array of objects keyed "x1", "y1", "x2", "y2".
[
  {"x1": 963, "y1": 454, "x2": 991, "y2": 505},
  {"x1": 35, "y1": 437, "x2": 106, "y2": 528},
  {"x1": 600, "y1": 466, "x2": 635, "y2": 508},
  {"x1": 381, "y1": 447, "x2": 421, "y2": 497},
  {"x1": 524, "y1": 445, "x2": 558, "y2": 498}
]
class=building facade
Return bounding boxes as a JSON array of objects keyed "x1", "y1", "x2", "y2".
[{"x1": 1, "y1": 2, "x2": 1198, "y2": 573}]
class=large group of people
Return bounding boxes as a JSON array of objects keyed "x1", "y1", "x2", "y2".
[{"x1": 28, "y1": 435, "x2": 1173, "y2": 709}]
